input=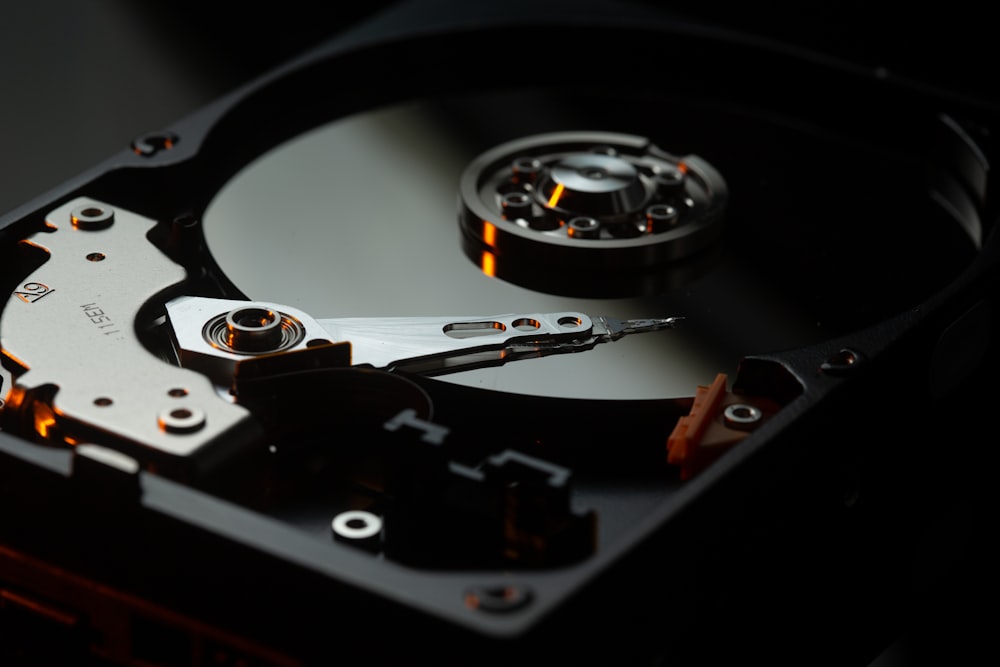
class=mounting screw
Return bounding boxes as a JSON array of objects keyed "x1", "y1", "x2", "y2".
[
  {"x1": 331, "y1": 510, "x2": 383, "y2": 551},
  {"x1": 723, "y1": 403, "x2": 763, "y2": 430},
  {"x1": 71, "y1": 205, "x2": 114, "y2": 230},
  {"x1": 158, "y1": 406, "x2": 206, "y2": 434}
]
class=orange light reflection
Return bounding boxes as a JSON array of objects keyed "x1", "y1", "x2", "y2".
[
  {"x1": 547, "y1": 182, "x2": 565, "y2": 208},
  {"x1": 483, "y1": 221, "x2": 496, "y2": 247},
  {"x1": 481, "y1": 251, "x2": 496, "y2": 277},
  {"x1": 2, "y1": 349, "x2": 30, "y2": 373},
  {"x1": 35, "y1": 413, "x2": 56, "y2": 439}
]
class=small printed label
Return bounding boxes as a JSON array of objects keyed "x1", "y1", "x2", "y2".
[
  {"x1": 14, "y1": 282, "x2": 54, "y2": 303},
  {"x1": 81, "y1": 302, "x2": 120, "y2": 336}
]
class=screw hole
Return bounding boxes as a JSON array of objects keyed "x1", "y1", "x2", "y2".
[{"x1": 464, "y1": 585, "x2": 532, "y2": 613}]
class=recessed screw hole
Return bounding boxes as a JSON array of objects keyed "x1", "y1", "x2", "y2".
[{"x1": 464, "y1": 585, "x2": 533, "y2": 613}]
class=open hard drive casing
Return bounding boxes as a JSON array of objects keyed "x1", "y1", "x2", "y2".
[{"x1": 1, "y1": 2, "x2": 997, "y2": 665}]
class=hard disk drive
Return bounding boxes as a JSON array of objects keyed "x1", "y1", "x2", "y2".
[{"x1": 1, "y1": 1, "x2": 997, "y2": 665}]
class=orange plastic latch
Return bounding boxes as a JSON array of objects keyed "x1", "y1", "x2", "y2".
[{"x1": 666, "y1": 372, "x2": 753, "y2": 480}]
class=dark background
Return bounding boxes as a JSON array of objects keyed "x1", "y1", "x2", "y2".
[
  {"x1": 0, "y1": 2, "x2": 994, "y2": 665},
  {"x1": 1, "y1": 1, "x2": 994, "y2": 217}
]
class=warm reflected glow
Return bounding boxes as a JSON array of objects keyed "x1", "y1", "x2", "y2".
[
  {"x1": 547, "y1": 182, "x2": 565, "y2": 208},
  {"x1": 481, "y1": 251, "x2": 496, "y2": 277},
  {"x1": 0, "y1": 589, "x2": 78, "y2": 626},
  {"x1": 34, "y1": 411, "x2": 57, "y2": 439},
  {"x1": 19, "y1": 239, "x2": 48, "y2": 252},
  {"x1": 2, "y1": 350, "x2": 30, "y2": 373},
  {"x1": 677, "y1": 161, "x2": 688, "y2": 174},
  {"x1": 483, "y1": 221, "x2": 497, "y2": 247}
]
